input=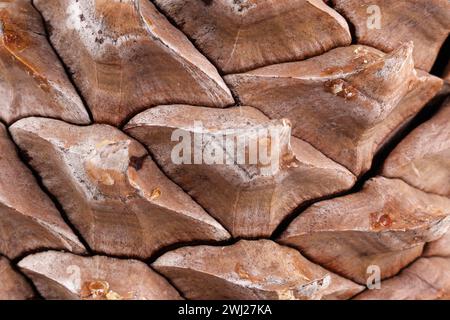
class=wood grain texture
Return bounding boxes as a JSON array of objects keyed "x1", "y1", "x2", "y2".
[
  {"x1": 153, "y1": 240, "x2": 364, "y2": 300},
  {"x1": 10, "y1": 118, "x2": 230, "y2": 258},
  {"x1": 34, "y1": 0, "x2": 234, "y2": 125},
  {"x1": 332, "y1": 0, "x2": 450, "y2": 71},
  {"x1": 279, "y1": 177, "x2": 450, "y2": 284},
  {"x1": 0, "y1": 0, "x2": 89, "y2": 125},
  {"x1": 126, "y1": 105, "x2": 356, "y2": 237},
  {"x1": 226, "y1": 44, "x2": 443, "y2": 175},
  {"x1": 383, "y1": 97, "x2": 450, "y2": 197},
  {"x1": 19, "y1": 251, "x2": 182, "y2": 300},
  {"x1": 0, "y1": 256, "x2": 34, "y2": 300},
  {"x1": 0, "y1": 122, "x2": 86, "y2": 259},
  {"x1": 154, "y1": 0, "x2": 351, "y2": 73}
]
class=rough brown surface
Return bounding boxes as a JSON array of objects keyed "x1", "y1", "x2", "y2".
[
  {"x1": 279, "y1": 177, "x2": 450, "y2": 284},
  {"x1": 0, "y1": 122, "x2": 85, "y2": 259},
  {"x1": 125, "y1": 105, "x2": 355, "y2": 237},
  {"x1": 10, "y1": 118, "x2": 230, "y2": 258},
  {"x1": 33, "y1": 0, "x2": 233, "y2": 126},
  {"x1": 0, "y1": 0, "x2": 89, "y2": 125},
  {"x1": 356, "y1": 257, "x2": 450, "y2": 300},
  {"x1": 383, "y1": 97, "x2": 450, "y2": 197},
  {"x1": 154, "y1": 0, "x2": 351, "y2": 73},
  {"x1": 0, "y1": 256, "x2": 34, "y2": 300},
  {"x1": 225, "y1": 44, "x2": 443, "y2": 175},
  {"x1": 332, "y1": 0, "x2": 450, "y2": 71},
  {"x1": 153, "y1": 240, "x2": 364, "y2": 300},
  {"x1": 425, "y1": 231, "x2": 450, "y2": 258},
  {"x1": 0, "y1": 0, "x2": 449, "y2": 301},
  {"x1": 19, "y1": 251, "x2": 182, "y2": 300}
]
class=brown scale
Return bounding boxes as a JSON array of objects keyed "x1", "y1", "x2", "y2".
[{"x1": 1, "y1": 23, "x2": 51, "y2": 92}]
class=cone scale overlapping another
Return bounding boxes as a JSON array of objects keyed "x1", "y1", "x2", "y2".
[{"x1": 0, "y1": 0, "x2": 449, "y2": 300}]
